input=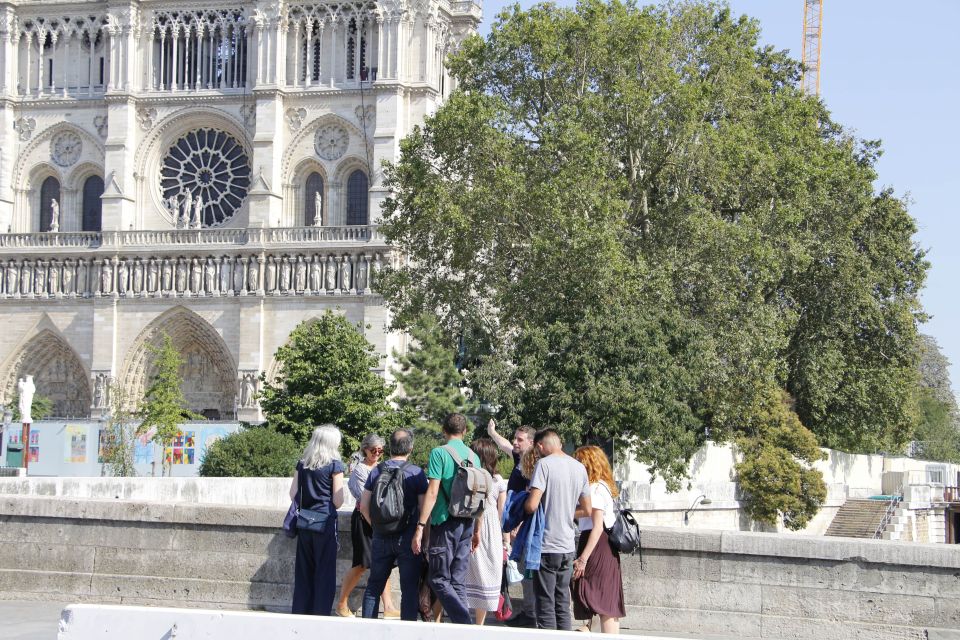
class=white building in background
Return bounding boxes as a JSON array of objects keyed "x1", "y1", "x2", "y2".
[{"x1": 0, "y1": 0, "x2": 480, "y2": 422}]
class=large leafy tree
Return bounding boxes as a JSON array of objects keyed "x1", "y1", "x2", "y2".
[
  {"x1": 379, "y1": 1, "x2": 927, "y2": 524},
  {"x1": 260, "y1": 311, "x2": 410, "y2": 453},
  {"x1": 912, "y1": 335, "x2": 960, "y2": 462}
]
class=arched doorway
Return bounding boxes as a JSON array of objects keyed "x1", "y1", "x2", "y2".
[{"x1": 1, "y1": 329, "x2": 91, "y2": 418}]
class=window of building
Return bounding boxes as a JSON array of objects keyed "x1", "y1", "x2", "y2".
[
  {"x1": 304, "y1": 172, "x2": 324, "y2": 226},
  {"x1": 346, "y1": 170, "x2": 368, "y2": 225},
  {"x1": 82, "y1": 176, "x2": 104, "y2": 232},
  {"x1": 39, "y1": 176, "x2": 61, "y2": 232}
]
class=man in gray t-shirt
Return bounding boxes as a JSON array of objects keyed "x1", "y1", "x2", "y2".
[{"x1": 525, "y1": 429, "x2": 591, "y2": 630}]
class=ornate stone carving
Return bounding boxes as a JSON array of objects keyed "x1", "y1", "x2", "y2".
[
  {"x1": 1, "y1": 330, "x2": 92, "y2": 418},
  {"x1": 51, "y1": 131, "x2": 82, "y2": 167},
  {"x1": 314, "y1": 124, "x2": 349, "y2": 160},
  {"x1": 286, "y1": 107, "x2": 307, "y2": 131},
  {"x1": 13, "y1": 117, "x2": 35, "y2": 141},
  {"x1": 238, "y1": 371, "x2": 259, "y2": 408},
  {"x1": 94, "y1": 115, "x2": 108, "y2": 138},
  {"x1": 355, "y1": 105, "x2": 375, "y2": 130},
  {"x1": 136, "y1": 107, "x2": 158, "y2": 131},
  {"x1": 239, "y1": 105, "x2": 256, "y2": 131},
  {"x1": 92, "y1": 372, "x2": 111, "y2": 409}
]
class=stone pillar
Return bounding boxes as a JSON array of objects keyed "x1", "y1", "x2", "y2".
[{"x1": 236, "y1": 297, "x2": 264, "y2": 422}]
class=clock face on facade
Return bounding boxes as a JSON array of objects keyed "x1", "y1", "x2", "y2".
[{"x1": 314, "y1": 125, "x2": 349, "y2": 161}]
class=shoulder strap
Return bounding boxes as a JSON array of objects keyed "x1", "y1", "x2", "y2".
[{"x1": 443, "y1": 444, "x2": 466, "y2": 466}]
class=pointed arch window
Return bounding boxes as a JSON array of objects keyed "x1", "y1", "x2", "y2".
[
  {"x1": 305, "y1": 172, "x2": 324, "y2": 226},
  {"x1": 82, "y1": 175, "x2": 104, "y2": 231},
  {"x1": 39, "y1": 176, "x2": 61, "y2": 232},
  {"x1": 346, "y1": 170, "x2": 368, "y2": 225}
]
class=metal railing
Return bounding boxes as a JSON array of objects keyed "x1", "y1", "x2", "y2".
[{"x1": 873, "y1": 485, "x2": 903, "y2": 540}]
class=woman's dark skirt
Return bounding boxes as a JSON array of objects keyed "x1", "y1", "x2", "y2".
[
  {"x1": 350, "y1": 508, "x2": 373, "y2": 568},
  {"x1": 572, "y1": 528, "x2": 626, "y2": 619}
]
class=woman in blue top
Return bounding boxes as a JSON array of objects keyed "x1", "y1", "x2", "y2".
[{"x1": 289, "y1": 425, "x2": 346, "y2": 616}]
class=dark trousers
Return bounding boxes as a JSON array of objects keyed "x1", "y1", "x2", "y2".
[
  {"x1": 292, "y1": 527, "x2": 338, "y2": 615},
  {"x1": 427, "y1": 517, "x2": 474, "y2": 624},
  {"x1": 362, "y1": 531, "x2": 422, "y2": 621},
  {"x1": 533, "y1": 552, "x2": 574, "y2": 630}
]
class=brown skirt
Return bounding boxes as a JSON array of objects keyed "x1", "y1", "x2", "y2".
[{"x1": 572, "y1": 528, "x2": 626, "y2": 619}]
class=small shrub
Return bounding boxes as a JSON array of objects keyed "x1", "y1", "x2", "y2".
[{"x1": 199, "y1": 426, "x2": 301, "y2": 477}]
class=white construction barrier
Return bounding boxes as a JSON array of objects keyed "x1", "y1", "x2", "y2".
[{"x1": 57, "y1": 604, "x2": 688, "y2": 640}]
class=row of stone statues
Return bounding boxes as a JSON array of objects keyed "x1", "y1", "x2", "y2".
[
  {"x1": 0, "y1": 253, "x2": 383, "y2": 298},
  {"x1": 82, "y1": 372, "x2": 259, "y2": 412},
  {"x1": 165, "y1": 191, "x2": 205, "y2": 230}
]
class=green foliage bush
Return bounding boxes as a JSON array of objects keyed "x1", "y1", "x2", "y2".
[{"x1": 199, "y1": 426, "x2": 301, "y2": 477}]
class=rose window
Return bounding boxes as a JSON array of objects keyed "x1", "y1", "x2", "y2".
[{"x1": 159, "y1": 128, "x2": 251, "y2": 226}]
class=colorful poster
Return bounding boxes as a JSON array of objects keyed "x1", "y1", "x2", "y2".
[
  {"x1": 97, "y1": 430, "x2": 115, "y2": 464},
  {"x1": 134, "y1": 428, "x2": 156, "y2": 465},
  {"x1": 200, "y1": 426, "x2": 231, "y2": 461},
  {"x1": 164, "y1": 430, "x2": 196, "y2": 465},
  {"x1": 7, "y1": 432, "x2": 19, "y2": 445},
  {"x1": 27, "y1": 429, "x2": 39, "y2": 462},
  {"x1": 65, "y1": 425, "x2": 87, "y2": 463}
]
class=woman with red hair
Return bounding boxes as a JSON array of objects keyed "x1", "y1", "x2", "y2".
[{"x1": 571, "y1": 445, "x2": 625, "y2": 634}]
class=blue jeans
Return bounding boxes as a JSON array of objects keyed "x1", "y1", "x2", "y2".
[
  {"x1": 427, "y1": 517, "x2": 474, "y2": 625},
  {"x1": 361, "y1": 531, "x2": 422, "y2": 621}
]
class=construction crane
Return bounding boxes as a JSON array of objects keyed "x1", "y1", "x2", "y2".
[{"x1": 801, "y1": 0, "x2": 823, "y2": 95}]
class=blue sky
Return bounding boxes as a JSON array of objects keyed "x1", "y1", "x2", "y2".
[{"x1": 478, "y1": 0, "x2": 960, "y2": 392}]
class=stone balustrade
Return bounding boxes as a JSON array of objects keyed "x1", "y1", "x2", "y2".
[
  {"x1": 0, "y1": 249, "x2": 385, "y2": 300},
  {"x1": 0, "y1": 225, "x2": 384, "y2": 253}
]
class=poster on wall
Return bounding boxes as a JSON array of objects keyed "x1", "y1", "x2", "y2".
[
  {"x1": 28, "y1": 429, "x2": 39, "y2": 463},
  {"x1": 97, "y1": 430, "x2": 115, "y2": 464},
  {"x1": 134, "y1": 427, "x2": 156, "y2": 465},
  {"x1": 163, "y1": 431, "x2": 197, "y2": 465},
  {"x1": 65, "y1": 425, "x2": 87, "y2": 463}
]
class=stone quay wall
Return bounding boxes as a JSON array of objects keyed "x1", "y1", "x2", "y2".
[{"x1": 1, "y1": 495, "x2": 959, "y2": 639}]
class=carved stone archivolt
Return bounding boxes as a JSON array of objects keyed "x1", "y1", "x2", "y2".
[
  {"x1": 0, "y1": 251, "x2": 382, "y2": 299},
  {"x1": 120, "y1": 307, "x2": 237, "y2": 419},
  {"x1": 1, "y1": 329, "x2": 91, "y2": 418}
]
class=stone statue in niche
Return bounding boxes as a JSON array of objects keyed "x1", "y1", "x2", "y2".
[
  {"x1": 247, "y1": 257, "x2": 259, "y2": 293},
  {"x1": 204, "y1": 258, "x2": 216, "y2": 294},
  {"x1": 100, "y1": 258, "x2": 113, "y2": 294},
  {"x1": 340, "y1": 256, "x2": 352, "y2": 292},
  {"x1": 239, "y1": 373, "x2": 257, "y2": 408},
  {"x1": 161, "y1": 258, "x2": 173, "y2": 293},
  {"x1": 93, "y1": 373, "x2": 108, "y2": 409},
  {"x1": 166, "y1": 194, "x2": 180, "y2": 223},
  {"x1": 191, "y1": 196, "x2": 203, "y2": 229},
  {"x1": 132, "y1": 258, "x2": 144, "y2": 294},
  {"x1": 219, "y1": 256, "x2": 231, "y2": 293},
  {"x1": 265, "y1": 256, "x2": 277, "y2": 293},
  {"x1": 34, "y1": 260, "x2": 46, "y2": 295},
  {"x1": 180, "y1": 191, "x2": 192, "y2": 229},
  {"x1": 309, "y1": 255, "x2": 322, "y2": 293},
  {"x1": 48, "y1": 259, "x2": 60, "y2": 295},
  {"x1": 233, "y1": 256, "x2": 244, "y2": 294},
  {"x1": 76, "y1": 259, "x2": 87, "y2": 296},
  {"x1": 49, "y1": 199, "x2": 60, "y2": 232},
  {"x1": 21, "y1": 259, "x2": 32, "y2": 295},
  {"x1": 314, "y1": 192, "x2": 323, "y2": 226},
  {"x1": 371, "y1": 254, "x2": 383, "y2": 289},
  {"x1": 294, "y1": 255, "x2": 307, "y2": 292},
  {"x1": 6, "y1": 260, "x2": 18, "y2": 295},
  {"x1": 117, "y1": 259, "x2": 129, "y2": 295},
  {"x1": 146, "y1": 258, "x2": 158, "y2": 293},
  {"x1": 356, "y1": 255, "x2": 368, "y2": 292},
  {"x1": 324, "y1": 256, "x2": 336, "y2": 290},
  {"x1": 279, "y1": 256, "x2": 291, "y2": 293},
  {"x1": 175, "y1": 258, "x2": 187, "y2": 293},
  {"x1": 17, "y1": 375, "x2": 35, "y2": 424},
  {"x1": 190, "y1": 258, "x2": 203, "y2": 293},
  {"x1": 62, "y1": 259, "x2": 74, "y2": 296}
]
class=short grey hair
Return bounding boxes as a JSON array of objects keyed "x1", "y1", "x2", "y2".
[
  {"x1": 389, "y1": 429, "x2": 414, "y2": 457},
  {"x1": 301, "y1": 425, "x2": 342, "y2": 470},
  {"x1": 360, "y1": 433, "x2": 385, "y2": 453}
]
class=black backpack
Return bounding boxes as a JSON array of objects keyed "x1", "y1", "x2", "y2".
[{"x1": 369, "y1": 461, "x2": 409, "y2": 535}]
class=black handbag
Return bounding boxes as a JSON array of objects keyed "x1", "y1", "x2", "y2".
[{"x1": 293, "y1": 470, "x2": 333, "y2": 534}]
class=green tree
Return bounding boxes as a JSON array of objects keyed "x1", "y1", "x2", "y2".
[
  {"x1": 138, "y1": 333, "x2": 202, "y2": 475},
  {"x1": 378, "y1": 0, "x2": 927, "y2": 515},
  {"x1": 99, "y1": 386, "x2": 137, "y2": 477},
  {"x1": 260, "y1": 311, "x2": 408, "y2": 453},
  {"x1": 199, "y1": 425, "x2": 301, "y2": 477},
  {"x1": 911, "y1": 335, "x2": 960, "y2": 462},
  {"x1": 10, "y1": 393, "x2": 53, "y2": 422}
]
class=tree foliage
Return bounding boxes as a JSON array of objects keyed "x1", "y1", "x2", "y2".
[
  {"x1": 100, "y1": 386, "x2": 137, "y2": 477},
  {"x1": 260, "y1": 311, "x2": 410, "y2": 453},
  {"x1": 10, "y1": 393, "x2": 53, "y2": 422},
  {"x1": 199, "y1": 425, "x2": 301, "y2": 477},
  {"x1": 912, "y1": 335, "x2": 960, "y2": 462},
  {"x1": 378, "y1": 0, "x2": 928, "y2": 522}
]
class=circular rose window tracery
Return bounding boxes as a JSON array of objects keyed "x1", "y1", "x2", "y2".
[{"x1": 159, "y1": 128, "x2": 250, "y2": 227}]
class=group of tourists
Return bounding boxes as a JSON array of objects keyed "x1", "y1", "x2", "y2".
[{"x1": 287, "y1": 413, "x2": 626, "y2": 634}]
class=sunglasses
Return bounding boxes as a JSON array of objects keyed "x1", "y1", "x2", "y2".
[{"x1": 367, "y1": 447, "x2": 384, "y2": 454}]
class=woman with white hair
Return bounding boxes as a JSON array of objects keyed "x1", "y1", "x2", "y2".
[
  {"x1": 335, "y1": 433, "x2": 399, "y2": 618},
  {"x1": 289, "y1": 425, "x2": 346, "y2": 615}
]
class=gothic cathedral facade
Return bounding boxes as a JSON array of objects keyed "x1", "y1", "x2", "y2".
[{"x1": 0, "y1": 0, "x2": 479, "y2": 421}]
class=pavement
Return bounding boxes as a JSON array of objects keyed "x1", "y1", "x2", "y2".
[{"x1": 0, "y1": 601, "x2": 65, "y2": 640}]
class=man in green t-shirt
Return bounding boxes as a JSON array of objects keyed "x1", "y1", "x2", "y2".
[{"x1": 410, "y1": 413, "x2": 480, "y2": 625}]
